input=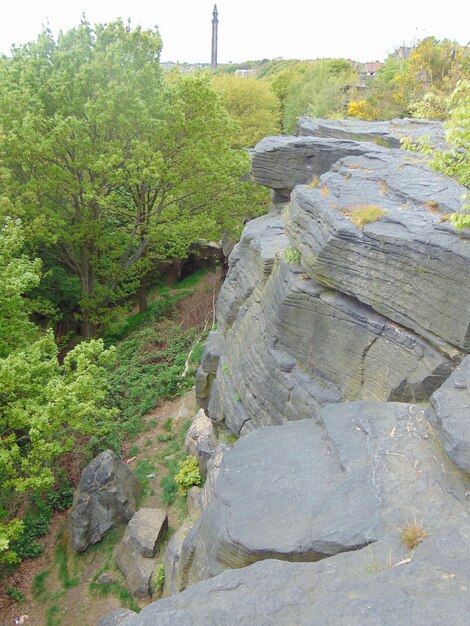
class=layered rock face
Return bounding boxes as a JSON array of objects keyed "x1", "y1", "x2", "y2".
[
  {"x1": 100, "y1": 119, "x2": 470, "y2": 625},
  {"x1": 196, "y1": 120, "x2": 468, "y2": 434}
]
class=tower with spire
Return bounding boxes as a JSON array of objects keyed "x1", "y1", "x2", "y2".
[{"x1": 211, "y1": 4, "x2": 218, "y2": 70}]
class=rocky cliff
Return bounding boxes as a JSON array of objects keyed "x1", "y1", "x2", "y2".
[{"x1": 99, "y1": 119, "x2": 470, "y2": 626}]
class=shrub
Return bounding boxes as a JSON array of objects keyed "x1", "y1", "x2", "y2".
[
  {"x1": 283, "y1": 247, "x2": 301, "y2": 264},
  {"x1": 174, "y1": 456, "x2": 201, "y2": 495}
]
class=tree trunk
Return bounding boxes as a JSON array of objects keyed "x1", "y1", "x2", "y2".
[{"x1": 80, "y1": 245, "x2": 96, "y2": 338}]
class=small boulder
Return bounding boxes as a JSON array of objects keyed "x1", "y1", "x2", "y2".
[
  {"x1": 114, "y1": 508, "x2": 168, "y2": 597},
  {"x1": 126, "y1": 508, "x2": 168, "y2": 558},
  {"x1": 70, "y1": 449, "x2": 142, "y2": 552}
]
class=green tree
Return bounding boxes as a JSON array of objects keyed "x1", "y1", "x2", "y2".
[
  {"x1": 282, "y1": 59, "x2": 356, "y2": 133},
  {"x1": 0, "y1": 220, "x2": 116, "y2": 564},
  {"x1": 0, "y1": 20, "x2": 250, "y2": 336},
  {"x1": 211, "y1": 74, "x2": 281, "y2": 147}
]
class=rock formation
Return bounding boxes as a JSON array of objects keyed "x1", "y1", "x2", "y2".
[
  {"x1": 70, "y1": 449, "x2": 142, "y2": 552},
  {"x1": 99, "y1": 118, "x2": 470, "y2": 625},
  {"x1": 114, "y1": 508, "x2": 168, "y2": 597}
]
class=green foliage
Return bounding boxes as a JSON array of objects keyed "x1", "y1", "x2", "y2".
[
  {"x1": 155, "y1": 563, "x2": 165, "y2": 591},
  {"x1": 351, "y1": 38, "x2": 469, "y2": 121},
  {"x1": 6, "y1": 585, "x2": 26, "y2": 602},
  {"x1": 161, "y1": 474, "x2": 179, "y2": 505},
  {"x1": 283, "y1": 247, "x2": 301, "y2": 264},
  {"x1": 449, "y1": 213, "x2": 470, "y2": 230},
  {"x1": 32, "y1": 569, "x2": 52, "y2": 602},
  {"x1": 45, "y1": 604, "x2": 61, "y2": 626},
  {"x1": 212, "y1": 74, "x2": 281, "y2": 147},
  {"x1": 0, "y1": 221, "x2": 116, "y2": 565},
  {"x1": 134, "y1": 459, "x2": 156, "y2": 495},
  {"x1": 282, "y1": 59, "x2": 356, "y2": 133},
  {"x1": 174, "y1": 456, "x2": 202, "y2": 495},
  {"x1": 55, "y1": 539, "x2": 80, "y2": 589},
  {"x1": 402, "y1": 81, "x2": 469, "y2": 215},
  {"x1": 0, "y1": 20, "x2": 251, "y2": 334},
  {"x1": 106, "y1": 319, "x2": 198, "y2": 443}
]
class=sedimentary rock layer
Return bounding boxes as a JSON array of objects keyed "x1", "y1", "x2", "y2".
[{"x1": 285, "y1": 151, "x2": 470, "y2": 351}]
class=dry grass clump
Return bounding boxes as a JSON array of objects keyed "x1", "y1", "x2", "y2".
[
  {"x1": 342, "y1": 204, "x2": 387, "y2": 229},
  {"x1": 400, "y1": 522, "x2": 428, "y2": 551}
]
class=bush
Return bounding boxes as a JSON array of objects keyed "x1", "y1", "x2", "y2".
[{"x1": 174, "y1": 456, "x2": 201, "y2": 495}]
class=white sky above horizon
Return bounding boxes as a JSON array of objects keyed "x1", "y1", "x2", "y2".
[{"x1": 1, "y1": 1, "x2": 469, "y2": 64}]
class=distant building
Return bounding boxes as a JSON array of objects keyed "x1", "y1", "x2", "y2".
[
  {"x1": 235, "y1": 69, "x2": 255, "y2": 78},
  {"x1": 361, "y1": 61, "x2": 383, "y2": 77},
  {"x1": 211, "y1": 4, "x2": 218, "y2": 70}
]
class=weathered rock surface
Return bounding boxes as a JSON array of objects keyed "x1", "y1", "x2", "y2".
[
  {"x1": 114, "y1": 508, "x2": 168, "y2": 597},
  {"x1": 297, "y1": 116, "x2": 447, "y2": 150},
  {"x1": 428, "y1": 355, "x2": 470, "y2": 473},
  {"x1": 286, "y1": 151, "x2": 469, "y2": 351},
  {"x1": 201, "y1": 208, "x2": 456, "y2": 432},
  {"x1": 251, "y1": 135, "x2": 386, "y2": 194},
  {"x1": 171, "y1": 402, "x2": 469, "y2": 590},
  {"x1": 162, "y1": 444, "x2": 230, "y2": 598},
  {"x1": 185, "y1": 409, "x2": 217, "y2": 477},
  {"x1": 126, "y1": 508, "x2": 168, "y2": 558},
  {"x1": 70, "y1": 450, "x2": 141, "y2": 552},
  {"x1": 195, "y1": 331, "x2": 224, "y2": 411},
  {"x1": 97, "y1": 608, "x2": 137, "y2": 626},
  {"x1": 215, "y1": 212, "x2": 289, "y2": 333},
  {"x1": 100, "y1": 522, "x2": 470, "y2": 626}
]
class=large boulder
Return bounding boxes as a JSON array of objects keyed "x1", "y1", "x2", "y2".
[
  {"x1": 100, "y1": 523, "x2": 470, "y2": 626},
  {"x1": 70, "y1": 450, "x2": 142, "y2": 552},
  {"x1": 285, "y1": 150, "x2": 469, "y2": 352},
  {"x1": 428, "y1": 355, "x2": 470, "y2": 473},
  {"x1": 170, "y1": 402, "x2": 468, "y2": 591}
]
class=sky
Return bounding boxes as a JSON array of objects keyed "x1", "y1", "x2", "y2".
[{"x1": 1, "y1": 1, "x2": 469, "y2": 64}]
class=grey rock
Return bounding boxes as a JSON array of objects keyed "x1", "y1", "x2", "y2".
[
  {"x1": 216, "y1": 212, "x2": 289, "y2": 333},
  {"x1": 251, "y1": 135, "x2": 385, "y2": 194},
  {"x1": 209, "y1": 219, "x2": 454, "y2": 431},
  {"x1": 297, "y1": 116, "x2": 447, "y2": 150},
  {"x1": 185, "y1": 409, "x2": 217, "y2": 477},
  {"x1": 428, "y1": 355, "x2": 470, "y2": 472},
  {"x1": 171, "y1": 402, "x2": 468, "y2": 590},
  {"x1": 162, "y1": 445, "x2": 229, "y2": 599},
  {"x1": 97, "y1": 608, "x2": 137, "y2": 626},
  {"x1": 285, "y1": 150, "x2": 469, "y2": 351},
  {"x1": 162, "y1": 517, "x2": 195, "y2": 599},
  {"x1": 101, "y1": 522, "x2": 470, "y2": 626},
  {"x1": 70, "y1": 450, "x2": 142, "y2": 552},
  {"x1": 95, "y1": 572, "x2": 114, "y2": 585},
  {"x1": 114, "y1": 535, "x2": 156, "y2": 598},
  {"x1": 186, "y1": 486, "x2": 203, "y2": 517},
  {"x1": 126, "y1": 508, "x2": 168, "y2": 558}
]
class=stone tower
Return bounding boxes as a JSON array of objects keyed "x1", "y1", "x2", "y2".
[{"x1": 211, "y1": 4, "x2": 218, "y2": 70}]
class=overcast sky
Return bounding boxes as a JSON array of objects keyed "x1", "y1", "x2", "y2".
[{"x1": 1, "y1": 1, "x2": 469, "y2": 63}]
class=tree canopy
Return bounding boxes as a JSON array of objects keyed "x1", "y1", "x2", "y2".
[
  {"x1": 0, "y1": 219, "x2": 115, "y2": 564},
  {"x1": 0, "y1": 19, "x2": 250, "y2": 336}
]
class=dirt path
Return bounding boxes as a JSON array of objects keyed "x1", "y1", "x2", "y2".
[{"x1": 1, "y1": 390, "x2": 199, "y2": 626}]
